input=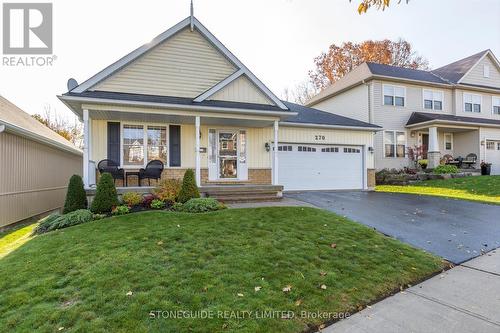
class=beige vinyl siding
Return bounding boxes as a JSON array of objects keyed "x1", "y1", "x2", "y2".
[
  {"x1": 455, "y1": 89, "x2": 500, "y2": 119},
  {"x1": 208, "y1": 76, "x2": 274, "y2": 105},
  {"x1": 279, "y1": 126, "x2": 375, "y2": 169},
  {"x1": 0, "y1": 131, "x2": 82, "y2": 227},
  {"x1": 93, "y1": 28, "x2": 236, "y2": 97},
  {"x1": 91, "y1": 119, "x2": 107, "y2": 162},
  {"x1": 461, "y1": 55, "x2": 500, "y2": 89},
  {"x1": 453, "y1": 130, "x2": 480, "y2": 160},
  {"x1": 312, "y1": 84, "x2": 370, "y2": 122},
  {"x1": 480, "y1": 127, "x2": 500, "y2": 162}
]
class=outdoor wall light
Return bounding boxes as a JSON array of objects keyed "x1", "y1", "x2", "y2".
[
  {"x1": 368, "y1": 146, "x2": 374, "y2": 153},
  {"x1": 265, "y1": 142, "x2": 271, "y2": 152}
]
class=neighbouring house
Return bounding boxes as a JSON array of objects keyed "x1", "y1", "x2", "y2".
[
  {"x1": 58, "y1": 14, "x2": 380, "y2": 195},
  {"x1": 307, "y1": 50, "x2": 500, "y2": 175},
  {"x1": 0, "y1": 96, "x2": 82, "y2": 228}
]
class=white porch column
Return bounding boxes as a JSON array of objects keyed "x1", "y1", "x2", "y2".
[
  {"x1": 195, "y1": 116, "x2": 201, "y2": 186},
  {"x1": 428, "y1": 126, "x2": 440, "y2": 168},
  {"x1": 82, "y1": 109, "x2": 90, "y2": 188},
  {"x1": 273, "y1": 120, "x2": 279, "y2": 185}
]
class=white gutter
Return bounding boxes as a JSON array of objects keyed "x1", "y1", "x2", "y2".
[
  {"x1": 406, "y1": 119, "x2": 500, "y2": 129},
  {"x1": 0, "y1": 120, "x2": 83, "y2": 156},
  {"x1": 58, "y1": 95, "x2": 297, "y2": 118},
  {"x1": 281, "y1": 121, "x2": 381, "y2": 131}
]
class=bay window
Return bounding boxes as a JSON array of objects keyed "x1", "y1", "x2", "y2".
[
  {"x1": 384, "y1": 130, "x2": 406, "y2": 158},
  {"x1": 492, "y1": 96, "x2": 500, "y2": 115},
  {"x1": 464, "y1": 93, "x2": 481, "y2": 113},
  {"x1": 122, "y1": 124, "x2": 167, "y2": 167},
  {"x1": 423, "y1": 89, "x2": 443, "y2": 111},
  {"x1": 383, "y1": 84, "x2": 406, "y2": 107}
]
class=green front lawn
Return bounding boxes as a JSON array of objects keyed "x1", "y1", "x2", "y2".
[
  {"x1": 0, "y1": 208, "x2": 445, "y2": 333},
  {"x1": 0, "y1": 223, "x2": 37, "y2": 258},
  {"x1": 377, "y1": 175, "x2": 500, "y2": 205}
]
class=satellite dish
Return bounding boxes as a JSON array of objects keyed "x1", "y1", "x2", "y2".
[{"x1": 67, "y1": 78, "x2": 78, "y2": 91}]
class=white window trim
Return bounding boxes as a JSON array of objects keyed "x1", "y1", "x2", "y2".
[
  {"x1": 492, "y1": 96, "x2": 500, "y2": 115},
  {"x1": 120, "y1": 122, "x2": 169, "y2": 169},
  {"x1": 422, "y1": 88, "x2": 444, "y2": 111},
  {"x1": 382, "y1": 84, "x2": 406, "y2": 107},
  {"x1": 463, "y1": 92, "x2": 482, "y2": 113},
  {"x1": 443, "y1": 133, "x2": 453, "y2": 151},
  {"x1": 383, "y1": 130, "x2": 407, "y2": 158}
]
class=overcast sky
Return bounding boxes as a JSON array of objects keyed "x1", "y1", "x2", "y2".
[{"x1": 1, "y1": 0, "x2": 499, "y2": 121}]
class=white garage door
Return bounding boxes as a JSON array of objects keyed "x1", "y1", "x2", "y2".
[
  {"x1": 277, "y1": 144, "x2": 364, "y2": 191},
  {"x1": 486, "y1": 141, "x2": 500, "y2": 175}
]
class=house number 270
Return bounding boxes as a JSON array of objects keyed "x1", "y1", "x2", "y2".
[{"x1": 315, "y1": 135, "x2": 325, "y2": 140}]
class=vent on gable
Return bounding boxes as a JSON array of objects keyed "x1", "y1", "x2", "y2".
[{"x1": 484, "y1": 64, "x2": 490, "y2": 78}]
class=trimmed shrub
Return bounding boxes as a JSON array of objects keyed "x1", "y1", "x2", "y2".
[
  {"x1": 418, "y1": 159, "x2": 428, "y2": 169},
  {"x1": 179, "y1": 198, "x2": 225, "y2": 213},
  {"x1": 171, "y1": 202, "x2": 183, "y2": 212},
  {"x1": 150, "y1": 199, "x2": 166, "y2": 210},
  {"x1": 34, "y1": 213, "x2": 62, "y2": 235},
  {"x1": 112, "y1": 205, "x2": 130, "y2": 215},
  {"x1": 177, "y1": 169, "x2": 200, "y2": 203},
  {"x1": 122, "y1": 192, "x2": 142, "y2": 206},
  {"x1": 154, "y1": 179, "x2": 181, "y2": 204},
  {"x1": 434, "y1": 165, "x2": 458, "y2": 174},
  {"x1": 39, "y1": 209, "x2": 93, "y2": 233},
  {"x1": 142, "y1": 194, "x2": 156, "y2": 208},
  {"x1": 92, "y1": 214, "x2": 107, "y2": 221},
  {"x1": 91, "y1": 173, "x2": 119, "y2": 214},
  {"x1": 63, "y1": 175, "x2": 87, "y2": 214}
]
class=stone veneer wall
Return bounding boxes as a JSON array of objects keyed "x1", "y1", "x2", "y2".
[{"x1": 367, "y1": 169, "x2": 376, "y2": 189}]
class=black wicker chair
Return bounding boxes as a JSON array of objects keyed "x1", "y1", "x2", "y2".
[
  {"x1": 462, "y1": 153, "x2": 477, "y2": 169},
  {"x1": 139, "y1": 160, "x2": 164, "y2": 186},
  {"x1": 97, "y1": 159, "x2": 125, "y2": 184}
]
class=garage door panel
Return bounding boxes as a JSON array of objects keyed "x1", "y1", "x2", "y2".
[
  {"x1": 486, "y1": 141, "x2": 500, "y2": 175},
  {"x1": 278, "y1": 144, "x2": 363, "y2": 191}
]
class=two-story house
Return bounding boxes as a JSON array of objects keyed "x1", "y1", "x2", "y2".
[{"x1": 307, "y1": 50, "x2": 500, "y2": 175}]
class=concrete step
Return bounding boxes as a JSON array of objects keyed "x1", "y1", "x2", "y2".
[{"x1": 213, "y1": 194, "x2": 282, "y2": 203}]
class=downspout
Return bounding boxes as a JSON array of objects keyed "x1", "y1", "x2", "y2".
[{"x1": 363, "y1": 80, "x2": 373, "y2": 124}]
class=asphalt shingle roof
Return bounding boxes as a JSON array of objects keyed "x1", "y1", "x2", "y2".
[
  {"x1": 406, "y1": 112, "x2": 500, "y2": 127},
  {"x1": 431, "y1": 50, "x2": 489, "y2": 84},
  {"x1": 366, "y1": 62, "x2": 448, "y2": 84}
]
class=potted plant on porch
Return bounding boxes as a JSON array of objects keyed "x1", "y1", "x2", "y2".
[{"x1": 480, "y1": 161, "x2": 492, "y2": 176}]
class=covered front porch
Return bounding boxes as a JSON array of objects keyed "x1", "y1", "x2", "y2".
[{"x1": 79, "y1": 101, "x2": 287, "y2": 193}]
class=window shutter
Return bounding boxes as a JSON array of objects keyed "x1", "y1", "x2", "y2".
[
  {"x1": 107, "y1": 122, "x2": 120, "y2": 163},
  {"x1": 169, "y1": 125, "x2": 181, "y2": 167}
]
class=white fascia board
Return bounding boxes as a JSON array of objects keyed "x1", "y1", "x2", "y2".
[
  {"x1": 192, "y1": 18, "x2": 288, "y2": 110},
  {"x1": 0, "y1": 120, "x2": 83, "y2": 155},
  {"x1": 405, "y1": 119, "x2": 492, "y2": 129},
  {"x1": 59, "y1": 95, "x2": 296, "y2": 118},
  {"x1": 72, "y1": 17, "x2": 191, "y2": 93},
  {"x1": 281, "y1": 121, "x2": 382, "y2": 131},
  {"x1": 194, "y1": 69, "x2": 244, "y2": 102}
]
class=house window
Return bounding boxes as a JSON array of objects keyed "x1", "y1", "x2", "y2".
[
  {"x1": 423, "y1": 89, "x2": 443, "y2": 111},
  {"x1": 444, "y1": 133, "x2": 453, "y2": 150},
  {"x1": 484, "y1": 65, "x2": 490, "y2": 78},
  {"x1": 321, "y1": 147, "x2": 339, "y2": 152},
  {"x1": 384, "y1": 131, "x2": 406, "y2": 158},
  {"x1": 383, "y1": 84, "x2": 405, "y2": 107},
  {"x1": 123, "y1": 124, "x2": 167, "y2": 167},
  {"x1": 486, "y1": 142, "x2": 495, "y2": 150},
  {"x1": 464, "y1": 93, "x2": 481, "y2": 113},
  {"x1": 147, "y1": 126, "x2": 167, "y2": 163},
  {"x1": 492, "y1": 97, "x2": 500, "y2": 115},
  {"x1": 278, "y1": 145, "x2": 292, "y2": 152}
]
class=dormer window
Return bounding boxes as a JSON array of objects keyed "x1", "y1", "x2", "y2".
[
  {"x1": 383, "y1": 84, "x2": 406, "y2": 107},
  {"x1": 423, "y1": 89, "x2": 443, "y2": 111},
  {"x1": 484, "y1": 65, "x2": 490, "y2": 78}
]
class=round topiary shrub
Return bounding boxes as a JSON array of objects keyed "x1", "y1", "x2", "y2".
[
  {"x1": 177, "y1": 169, "x2": 200, "y2": 203},
  {"x1": 91, "y1": 173, "x2": 119, "y2": 214},
  {"x1": 63, "y1": 175, "x2": 87, "y2": 214}
]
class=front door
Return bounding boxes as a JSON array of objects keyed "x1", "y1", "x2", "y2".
[
  {"x1": 421, "y1": 133, "x2": 429, "y2": 159},
  {"x1": 208, "y1": 129, "x2": 248, "y2": 181}
]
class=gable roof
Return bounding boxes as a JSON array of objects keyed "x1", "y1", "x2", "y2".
[
  {"x1": 0, "y1": 95, "x2": 82, "y2": 155},
  {"x1": 366, "y1": 62, "x2": 448, "y2": 84},
  {"x1": 69, "y1": 16, "x2": 287, "y2": 110},
  {"x1": 431, "y1": 50, "x2": 490, "y2": 83}
]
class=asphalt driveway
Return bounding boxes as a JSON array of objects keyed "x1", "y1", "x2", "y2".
[{"x1": 286, "y1": 191, "x2": 500, "y2": 264}]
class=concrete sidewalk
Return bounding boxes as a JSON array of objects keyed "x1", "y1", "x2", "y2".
[{"x1": 322, "y1": 249, "x2": 500, "y2": 333}]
